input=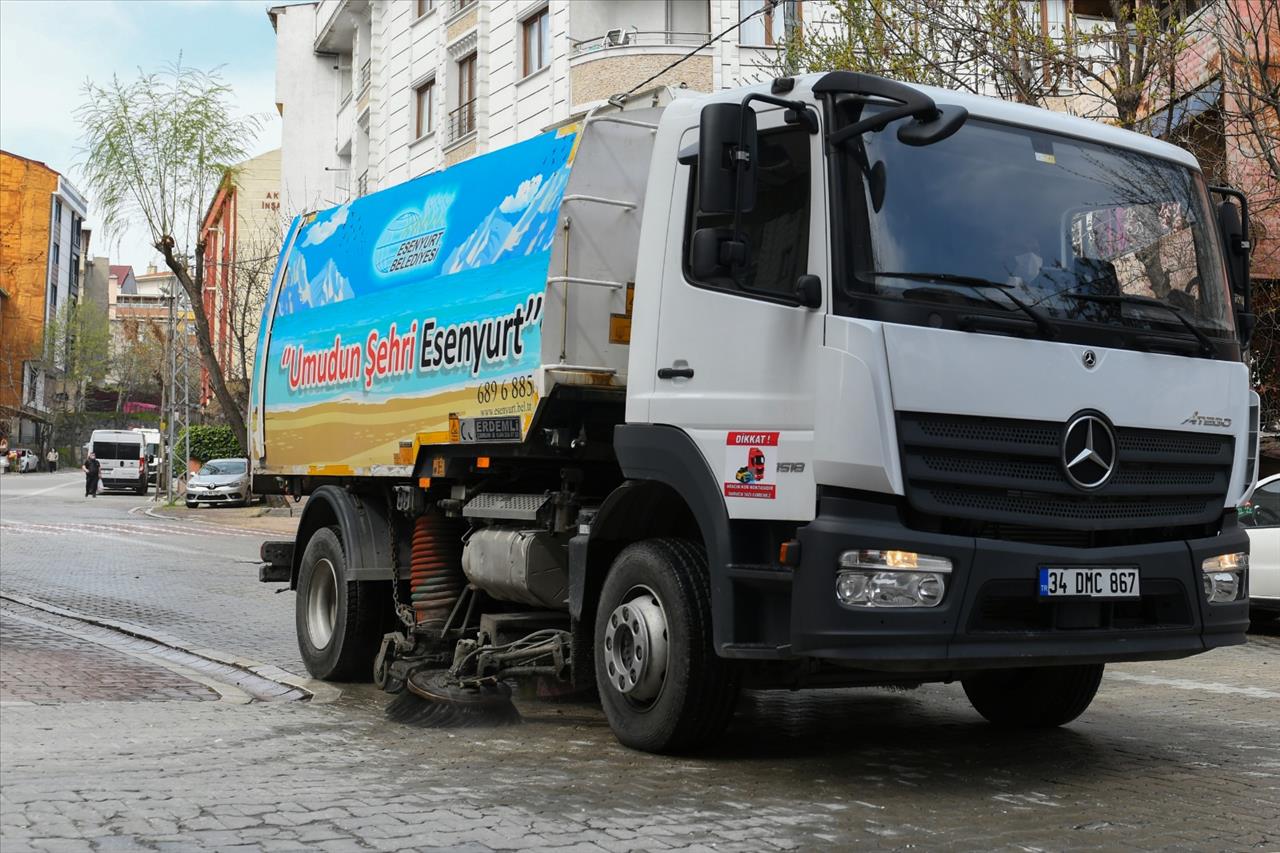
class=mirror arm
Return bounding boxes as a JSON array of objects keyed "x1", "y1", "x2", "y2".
[{"x1": 826, "y1": 103, "x2": 924, "y2": 148}]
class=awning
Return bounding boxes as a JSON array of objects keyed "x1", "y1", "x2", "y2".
[{"x1": 1141, "y1": 78, "x2": 1221, "y2": 138}]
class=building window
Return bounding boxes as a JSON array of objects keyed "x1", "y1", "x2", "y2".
[
  {"x1": 54, "y1": 198, "x2": 62, "y2": 225},
  {"x1": 449, "y1": 53, "x2": 477, "y2": 142},
  {"x1": 522, "y1": 7, "x2": 551, "y2": 77},
  {"x1": 416, "y1": 0, "x2": 433, "y2": 18},
  {"x1": 739, "y1": 0, "x2": 802, "y2": 47},
  {"x1": 52, "y1": 242, "x2": 59, "y2": 265},
  {"x1": 414, "y1": 78, "x2": 435, "y2": 138}
]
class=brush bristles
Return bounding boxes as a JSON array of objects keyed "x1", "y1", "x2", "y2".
[{"x1": 385, "y1": 690, "x2": 522, "y2": 728}]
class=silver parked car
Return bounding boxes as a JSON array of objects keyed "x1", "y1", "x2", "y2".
[{"x1": 186, "y1": 458, "x2": 252, "y2": 508}]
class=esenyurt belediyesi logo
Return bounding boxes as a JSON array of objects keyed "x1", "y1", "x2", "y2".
[{"x1": 374, "y1": 193, "x2": 452, "y2": 275}]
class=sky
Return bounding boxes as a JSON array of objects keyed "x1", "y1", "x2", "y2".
[{"x1": 0, "y1": 0, "x2": 283, "y2": 272}]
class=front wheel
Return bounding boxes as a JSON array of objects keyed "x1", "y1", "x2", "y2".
[
  {"x1": 295, "y1": 527, "x2": 384, "y2": 681},
  {"x1": 962, "y1": 663, "x2": 1104, "y2": 728},
  {"x1": 594, "y1": 538, "x2": 739, "y2": 753}
]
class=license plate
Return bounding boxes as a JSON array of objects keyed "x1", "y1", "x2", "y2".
[{"x1": 1039, "y1": 566, "x2": 1140, "y2": 599}]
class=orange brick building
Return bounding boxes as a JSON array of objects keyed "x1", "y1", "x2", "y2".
[{"x1": 1, "y1": 151, "x2": 59, "y2": 445}]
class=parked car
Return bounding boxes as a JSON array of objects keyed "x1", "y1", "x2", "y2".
[
  {"x1": 186, "y1": 458, "x2": 252, "y2": 508},
  {"x1": 1240, "y1": 473, "x2": 1280, "y2": 620},
  {"x1": 9, "y1": 448, "x2": 39, "y2": 473}
]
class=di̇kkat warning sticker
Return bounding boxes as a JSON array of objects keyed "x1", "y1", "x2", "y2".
[{"x1": 724, "y1": 431, "x2": 779, "y2": 499}]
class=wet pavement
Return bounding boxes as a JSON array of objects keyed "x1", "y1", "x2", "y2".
[{"x1": 1, "y1": 469, "x2": 1278, "y2": 851}]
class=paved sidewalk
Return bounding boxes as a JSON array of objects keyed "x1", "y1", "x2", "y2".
[
  {"x1": 146, "y1": 503, "x2": 302, "y2": 537},
  {"x1": 1, "y1": 607, "x2": 217, "y2": 705}
]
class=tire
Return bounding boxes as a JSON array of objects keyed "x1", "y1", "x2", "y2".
[
  {"x1": 594, "y1": 538, "x2": 739, "y2": 753},
  {"x1": 295, "y1": 526, "x2": 384, "y2": 682},
  {"x1": 962, "y1": 663, "x2": 1104, "y2": 728},
  {"x1": 186, "y1": 501, "x2": 197, "y2": 509}
]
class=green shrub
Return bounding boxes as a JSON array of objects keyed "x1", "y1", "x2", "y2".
[{"x1": 170, "y1": 424, "x2": 243, "y2": 474}]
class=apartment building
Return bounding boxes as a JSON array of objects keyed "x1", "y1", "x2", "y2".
[
  {"x1": 199, "y1": 149, "x2": 284, "y2": 404},
  {"x1": 0, "y1": 150, "x2": 89, "y2": 445},
  {"x1": 267, "y1": 0, "x2": 798, "y2": 212}
]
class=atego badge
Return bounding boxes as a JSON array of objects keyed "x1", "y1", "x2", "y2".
[{"x1": 723, "y1": 431, "x2": 779, "y2": 499}]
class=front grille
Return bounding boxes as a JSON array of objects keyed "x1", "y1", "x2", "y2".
[
  {"x1": 968, "y1": 579, "x2": 1193, "y2": 633},
  {"x1": 898, "y1": 412, "x2": 1233, "y2": 531}
]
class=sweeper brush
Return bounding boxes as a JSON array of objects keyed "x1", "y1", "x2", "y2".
[{"x1": 384, "y1": 669, "x2": 521, "y2": 728}]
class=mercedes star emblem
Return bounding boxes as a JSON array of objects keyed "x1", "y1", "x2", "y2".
[
  {"x1": 1061, "y1": 412, "x2": 1117, "y2": 490},
  {"x1": 1082, "y1": 349, "x2": 1097, "y2": 369}
]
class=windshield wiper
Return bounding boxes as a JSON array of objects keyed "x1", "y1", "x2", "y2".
[
  {"x1": 1063, "y1": 292, "x2": 1215, "y2": 356},
  {"x1": 862, "y1": 271, "x2": 1059, "y2": 340}
]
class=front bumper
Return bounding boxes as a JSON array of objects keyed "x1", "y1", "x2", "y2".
[
  {"x1": 187, "y1": 487, "x2": 246, "y2": 502},
  {"x1": 792, "y1": 493, "x2": 1249, "y2": 671}
]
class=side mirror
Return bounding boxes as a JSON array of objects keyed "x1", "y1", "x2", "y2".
[
  {"x1": 1215, "y1": 194, "x2": 1253, "y2": 347},
  {"x1": 897, "y1": 105, "x2": 969, "y2": 147},
  {"x1": 690, "y1": 227, "x2": 748, "y2": 280},
  {"x1": 698, "y1": 102, "x2": 757, "y2": 214},
  {"x1": 796, "y1": 275, "x2": 822, "y2": 309},
  {"x1": 1217, "y1": 199, "x2": 1250, "y2": 298}
]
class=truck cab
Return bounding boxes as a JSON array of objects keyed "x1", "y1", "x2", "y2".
[{"x1": 254, "y1": 72, "x2": 1258, "y2": 754}]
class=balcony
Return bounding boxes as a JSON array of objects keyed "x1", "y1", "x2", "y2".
[
  {"x1": 568, "y1": 28, "x2": 713, "y2": 107},
  {"x1": 315, "y1": 0, "x2": 369, "y2": 53},
  {"x1": 570, "y1": 29, "x2": 708, "y2": 57},
  {"x1": 448, "y1": 99, "x2": 476, "y2": 143},
  {"x1": 357, "y1": 59, "x2": 371, "y2": 98}
]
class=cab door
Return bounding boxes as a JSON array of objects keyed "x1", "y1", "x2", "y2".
[{"x1": 644, "y1": 109, "x2": 825, "y2": 521}]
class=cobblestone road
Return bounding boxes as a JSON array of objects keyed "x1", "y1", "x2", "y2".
[{"x1": 1, "y1": 470, "x2": 1278, "y2": 851}]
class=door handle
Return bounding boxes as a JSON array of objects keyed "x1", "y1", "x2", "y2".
[{"x1": 657, "y1": 366, "x2": 695, "y2": 380}]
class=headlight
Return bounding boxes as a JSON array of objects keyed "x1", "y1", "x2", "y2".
[
  {"x1": 836, "y1": 549, "x2": 952, "y2": 608},
  {"x1": 1201, "y1": 552, "x2": 1248, "y2": 603}
]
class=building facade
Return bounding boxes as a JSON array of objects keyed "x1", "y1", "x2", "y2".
[
  {"x1": 199, "y1": 149, "x2": 284, "y2": 405},
  {"x1": 0, "y1": 150, "x2": 89, "y2": 446},
  {"x1": 268, "y1": 0, "x2": 795, "y2": 212}
]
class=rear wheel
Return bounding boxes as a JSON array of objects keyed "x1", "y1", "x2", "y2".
[
  {"x1": 962, "y1": 663, "x2": 1104, "y2": 728},
  {"x1": 594, "y1": 538, "x2": 739, "y2": 753},
  {"x1": 295, "y1": 527, "x2": 384, "y2": 681}
]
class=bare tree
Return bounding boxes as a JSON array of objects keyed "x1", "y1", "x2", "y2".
[
  {"x1": 76, "y1": 61, "x2": 262, "y2": 449},
  {"x1": 776, "y1": 0, "x2": 1065, "y2": 104},
  {"x1": 1212, "y1": 0, "x2": 1280, "y2": 427}
]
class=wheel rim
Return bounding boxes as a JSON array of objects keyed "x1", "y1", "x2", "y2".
[
  {"x1": 603, "y1": 585, "x2": 669, "y2": 707},
  {"x1": 307, "y1": 557, "x2": 339, "y2": 650}
]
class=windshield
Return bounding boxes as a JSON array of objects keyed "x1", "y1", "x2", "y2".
[
  {"x1": 835, "y1": 110, "x2": 1235, "y2": 347},
  {"x1": 199, "y1": 460, "x2": 246, "y2": 476}
]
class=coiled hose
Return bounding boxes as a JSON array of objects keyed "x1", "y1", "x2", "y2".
[{"x1": 409, "y1": 513, "x2": 467, "y2": 629}]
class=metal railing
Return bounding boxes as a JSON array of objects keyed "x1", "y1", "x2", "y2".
[
  {"x1": 358, "y1": 59, "x2": 371, "y2": 98},
  {"x1": 356, "y1": 170, "x2": 369, "y2": 198},
  {"x1": 448, "y1": 99, "x2": 476, "y2": 142},
  {"x1": 570, "y1": 29, "x2": 709, "y2": 57}
]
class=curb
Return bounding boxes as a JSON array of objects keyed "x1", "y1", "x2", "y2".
[
  {"x1": 0, "y1": 592, "x2": 342, "y2": 704},
  {"x1": 137, "y1": 504, "x2": 296, "y2": 537}
]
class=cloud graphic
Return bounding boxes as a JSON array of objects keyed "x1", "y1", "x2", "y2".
[
  {"x1": 301, "y1": 202, "x2": 351, "y2": 247},
  {"x1": 499, "y1": 175, "x2": 542, "y2": 214}
]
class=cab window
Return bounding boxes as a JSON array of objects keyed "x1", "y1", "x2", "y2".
[
  {"x1": 1241, "y1": 479, "x2": 1280, "y2": 528},
  {"x1": 684, "y1": 125, "x2": 810, "y2": 298}
]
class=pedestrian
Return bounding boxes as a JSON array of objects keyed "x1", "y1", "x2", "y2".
[
  {"x1": 82, "y1": 451, "x2": 100, "y2": 497},
  {"x1": 46, "y1": 447, "x2": 58, "y2": 473}
]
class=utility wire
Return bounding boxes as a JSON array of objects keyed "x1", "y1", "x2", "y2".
[{"x1": 617, "y1": 0, "x2": 780, "y2": 101}]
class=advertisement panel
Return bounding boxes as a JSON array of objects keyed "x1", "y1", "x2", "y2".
[{"x1": 259, "y1": 127, "x2": 579, "y2": 473}]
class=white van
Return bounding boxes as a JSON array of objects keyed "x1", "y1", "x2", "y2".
[
  {"x1": 132, "y1": 427, "x2": 161, "y2": 482},
  {"x1": 89, "y1": 429, "x2": 148, "y2": 495}
]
